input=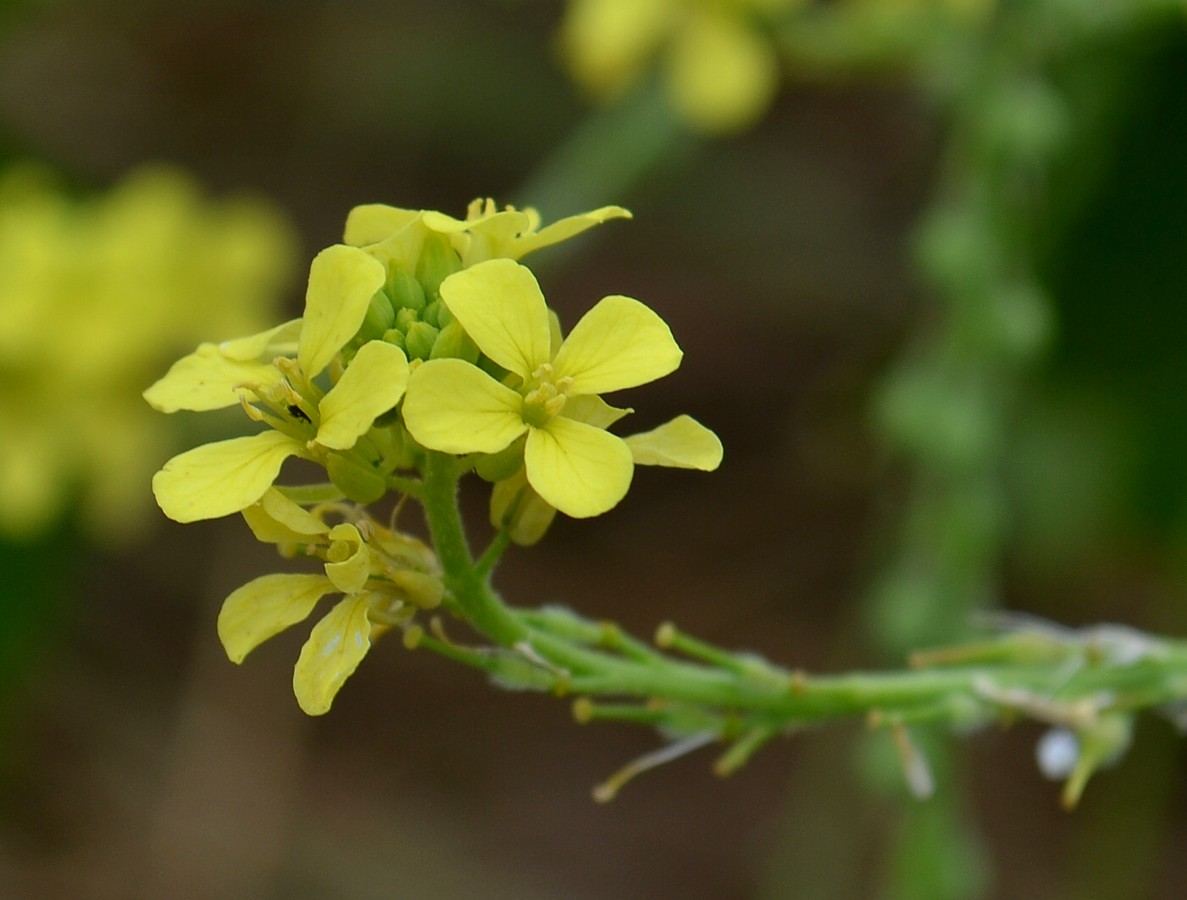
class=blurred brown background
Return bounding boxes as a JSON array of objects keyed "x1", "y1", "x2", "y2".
[{"x1": 1, "y1": 1, "x2": 1186, "y2": 897}]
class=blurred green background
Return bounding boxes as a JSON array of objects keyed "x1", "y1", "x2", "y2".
[{"x1": 0, "y1": 1, "x2": 1185, "y2": 897}]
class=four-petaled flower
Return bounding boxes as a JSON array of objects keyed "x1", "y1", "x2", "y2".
[
  {"x1": 220, "y1": 489, "x2": 443, "y2": 714},
  {"x1": 402, "y1": 258, "x2": 718, "y2": 518},
  {"x1": 148, "y1": 244, "x2": 409, "y2": 522}
]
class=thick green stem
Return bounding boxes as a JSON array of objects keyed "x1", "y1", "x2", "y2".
[{"x1": 419, "y1": 452, "x2": 525, "y2": 646}]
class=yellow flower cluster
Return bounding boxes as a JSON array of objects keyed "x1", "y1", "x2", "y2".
[
  {"x1": 147, "y1": 198, "x2": 723, "y2": 712},
  {"x1": 223, "y1": 489, "x2": 443, "y2": 715},
  {"x1": 558, "y1": 0, "x2": 999, "y2": 134},
  {"x1": 558, "y1": 0, "x2": 801, "y2": 134},
  {"x1": 0, "y1": 165, "x2": 295, "y2": 541}
]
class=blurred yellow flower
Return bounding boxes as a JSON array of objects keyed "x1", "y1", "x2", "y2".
[
  {"x1": 558, "y1": 0, "x2": 800, "y2": 133},
  {"x1": 0, "y1": 165, "x2": 296, "y2": 541}
]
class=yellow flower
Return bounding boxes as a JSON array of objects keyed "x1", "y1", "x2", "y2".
[
  {"x1": 559, "y1": 0, "x2": 798, "y2": 133},
  {"x1": 402, "y1": 258, "x2": 719, "y2": 518},
  {"x1": 149, "y1": 245, "x2": 409, "y2": 522},
  {"x1": 343, "y1": 197, "x2": 632, "y2": 268},
  {"x1": 492, "y1": 412, "x2": 725, "y2": 544},
  {"x1": 218, "y1": 490, "x2": 443, "y2": 714},
  {"x1": 0, "y1": 165, "x2": 295, "y2": 540},
  {"x1": 148, "y1": 200, "x2": 631, "y2": 525}
]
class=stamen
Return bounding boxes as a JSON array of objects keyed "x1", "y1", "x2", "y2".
[{"x1": 592, "y1": 733, "x2": 716, "y2": 802}]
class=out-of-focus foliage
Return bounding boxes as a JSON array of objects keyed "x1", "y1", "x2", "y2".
[{"x1": 0, "y1": 165, "x2": 296, "y2": 541}]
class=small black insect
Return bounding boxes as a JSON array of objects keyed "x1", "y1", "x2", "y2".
[{"x1": 287, "y1": 404, "x2": 312, "y2": 423}]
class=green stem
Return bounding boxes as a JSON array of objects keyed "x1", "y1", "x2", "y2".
[
  {"x1": 419, "y1": 452, "x2": 525, "y2": 645},
  {"x1": 475, "y1": 530, "x2": 511, "y2": 578},
  {"x1": 514, "y1": 77, "x2": 691, "y2": 223}
]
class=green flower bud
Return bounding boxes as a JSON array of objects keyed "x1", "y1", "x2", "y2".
[
  {"x1": 325, "y1": 453, "x2": 387, "y2": 504},
  {"x1": 475, "y1": 437, "x2": 525, "y2": 483},
  {"x1": 395, "y1": 307, "x2": 419, "y2": 333},
  {"x1": 382, "y1": 327, "x2": 406, "y2": 351},
  {"x1": 429, "y1": 318, "x2": 479, "y2": 363},
  {"x1": 390, "y1": 569, "x2": 444, "y2": 609},
  {"x1": 388, "y1": 265, "x2": 426, "y2": 311},
  {"x1": 356, "y1": 289, "x2": 396, "y2": 342},
  {"x1": 490, "y1": 468, "x2": 557, "y2": 546},
  {"x1": 421, "y1": 300, "x2": 442, "y2": 328},
  {"x1": 404, "y1": 321, "x2": 439, "y2": 360},
  {"x1": 416, "y1": 233, "x2": 461, "y2": 302}
]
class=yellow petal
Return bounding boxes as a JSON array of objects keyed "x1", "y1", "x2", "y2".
[
  {"x1": 525, "y1": 417, "x2": 633, "y2": 518},
  {"x1": 666, "y1": 11, "x2": 779, "y2": 134},
  {"x1": 363, "y1": 217, "x2": 429, "y2": 276},
  {"x1": 512, "y1": 206, "x2": 632, "y2": 259},
  {"x1": 325, "y1": 523, "x2": 371, "y2": 594},
  {"x1": 624, "y1": 415, "x2": 723, "y2": 469},
  {"x1": 298, "y1": 245, "x2": 387, "y2": 379},
  {"x1": 293, "y1": 593, "x2": 376, "y2": 715},
  {"x1": 316, "y1": 340, "x2": 409, "y2": 450},
  {"x1": 217, "y1": 572, "x2": 335, "y2": 664},
  {"x1": 343, "y1": 204, "x2": 420, "y2": 246},
  {"x1": 552, "y1": 294, "x2": 682, "y2": 394},
  {"x1": 242, "y1": 487, "x2": 329, "y2": 544},
  {"x1": 216, "y1": 319, "x2": 302, "y2": 361},
  {"x1": 143, "y1": 344, "x2": 283, "y2": 412},
  {"x1": 402, "y1": 358, "x2": 527, "y2": 454},
  {"x1": 438, "y1": 259, "x2": 550, "y2": 378},
  {"x1": 449, "y1": 209, "x2": 533, "y2": 264},
  {"x1": 152, "y1": 431, "x2": 299, "y2": 523},
  {"x1": 562, "y1": 394, "x2": 633, "y2": 429}
]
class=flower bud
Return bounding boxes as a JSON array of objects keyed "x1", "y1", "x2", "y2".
[
  {"x1": 474, "y1": 439, "x2": 525, "y2": 483},
  {"x1": 421, "y1": 300, "x2": 442, "y2": 328},
  {"x1": 415, "y1": 233, "x2": 461, "y2": 302},
  {"x1": 388, "y1": 265, "x2": 426, "y2": 311},
  {"x1": 395, "y1": 306, "x2": 419, "y2": 333},
  {"x1": 429, "y1": 319, "x2": 479, "y2": 363},
  {"x1": 356, "y1": 289, "x2": 396, "y2": 342},
  {"x1": 381, "y1": 328, "x2": 406, "y2": 352},
  {"x1": 390, "y1": 568, "x2": 444, "y2": 609},
  {"x1": 404, "y1": 321, "x2": 439, "y2": 360},
  {"x1": 490, "y1": 470, "x2": 557, "y2": 546},
  {"x1": 325, "y1": 453, "x2": 386, "y2": 504}
]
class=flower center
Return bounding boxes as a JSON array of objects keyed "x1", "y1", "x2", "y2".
[{"x1": 521, "y1": 363, "x2": 574, "y2": 428}]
